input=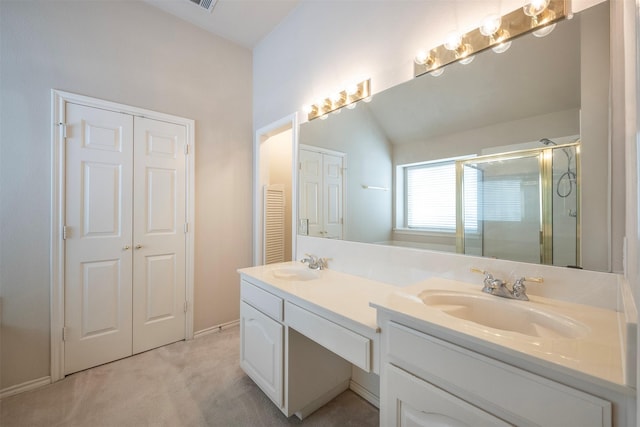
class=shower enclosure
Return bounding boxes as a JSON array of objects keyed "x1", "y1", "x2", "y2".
[{"x1": 456, "y1": 143, "x2": 580, "y2": 267}]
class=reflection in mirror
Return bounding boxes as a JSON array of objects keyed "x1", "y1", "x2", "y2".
[
  {"x1": 298, "y1": 145, "x2": 347, "y2": 239},
  {"x1": 457, "y1": 142, "x2": 579, "y2": 267},
  {"x1": 297, "y1": 2, "x2": 609, "y2": 271}
]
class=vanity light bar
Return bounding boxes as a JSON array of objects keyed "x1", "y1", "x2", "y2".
[
  {"x1": 414, "y1": 0, "x2": 569, "y2": 77},
  {"x1": 304, "y1": 78, "x2": 371, "y2": 121}
]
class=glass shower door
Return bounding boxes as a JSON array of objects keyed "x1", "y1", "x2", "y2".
[{"x1": 458, "y1": 152, "x2": 543, "y2": 264}]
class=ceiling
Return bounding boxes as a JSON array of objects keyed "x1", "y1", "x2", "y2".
[{"x1": 144, "y1": 0, "x2": 300, "y2": 49}]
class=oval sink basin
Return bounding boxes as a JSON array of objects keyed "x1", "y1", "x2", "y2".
[
  {"x1": 270, "y1": 266, "x2": 319, "y2": 281},
  {"x1": 418, "y1": 290, "x2": 590, "y2": 339}
]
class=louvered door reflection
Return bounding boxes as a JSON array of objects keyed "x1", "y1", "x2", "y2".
[{"x1": 264, "y1": 184, "x2": 285, "y2": 264}]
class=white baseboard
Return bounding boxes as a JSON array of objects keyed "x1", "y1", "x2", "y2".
[
  {"x1": 350, "y1": 379, "x2": 380, "y2": 408},
  {"x1": 1, "y1": 376, "x2": 51, "y2": 399},
  {"x1": 193, "y1": 319, "x2": 240, "y2": 338}
]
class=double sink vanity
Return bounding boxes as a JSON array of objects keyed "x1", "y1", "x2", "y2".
[{"x1": 238, "y1": 258, "x2": 637, "y2": 426}]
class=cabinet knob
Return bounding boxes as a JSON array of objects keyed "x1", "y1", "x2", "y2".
[
  {"x1": 135, "y1": 244, "x2": 143, "y2": 250},
  {"x1": 123, "y1": 245, "x2": 131, "y2": 251}
]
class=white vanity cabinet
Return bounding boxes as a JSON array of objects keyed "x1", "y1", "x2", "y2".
[
  {"x1": 380, "y1": 319, "x2": 614, "y2": 427},
  {"x1": 239, "y1": 276, "x2": 356, "y2": 419},
  {"x1": 240, "y1": 280, "x2": 284, "y2": 408}
]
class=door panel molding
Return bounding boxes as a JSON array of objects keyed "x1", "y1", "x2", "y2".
[{"x1": 51, "y1": 90, "x2": 195, "y2": 382}]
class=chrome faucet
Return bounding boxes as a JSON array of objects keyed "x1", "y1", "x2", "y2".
[
  {"x1": 471, "y1": 268, "x2": 543, "y2": 301},
  {"x1": 300, "y1": 254, "x2": 328, "y2": 270}
]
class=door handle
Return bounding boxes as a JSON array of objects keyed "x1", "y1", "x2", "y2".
[{"x1": 135, "y1": 244, "x2": 143, "y2": 250}]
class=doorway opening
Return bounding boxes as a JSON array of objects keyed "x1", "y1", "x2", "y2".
[{"x1": 254, "y1": 114, "x2": 298, "y2": 265}]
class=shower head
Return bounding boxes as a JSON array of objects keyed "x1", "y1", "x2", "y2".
[{"x1": 540, "y1": 138, "x2": 557, "y2": 146}]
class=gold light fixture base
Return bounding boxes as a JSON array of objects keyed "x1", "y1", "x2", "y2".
[
  {"x1": 414, "y1": 0, "x2": 569, "y2": 77},
  {"x1": 307, "y1": 79, "x2": 371, "y2": 121}
]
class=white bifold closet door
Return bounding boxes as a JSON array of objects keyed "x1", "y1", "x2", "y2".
[
  {"x1": 299, "y1": 148, "x2": 344, "y2": 239},
  {"x1": 64, "y1": 102, "x2": 186, "y2": 375}
]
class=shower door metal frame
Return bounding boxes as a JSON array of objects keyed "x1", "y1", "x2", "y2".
[{"x1": 456, "y1": 142, "x2": 581, "y2": 266}]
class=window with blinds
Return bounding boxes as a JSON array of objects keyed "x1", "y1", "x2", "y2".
[{"x1": 404, "y1": 160, "x2": 478, "y2": 231}]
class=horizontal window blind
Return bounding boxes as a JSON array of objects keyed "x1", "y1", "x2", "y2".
[
  {"x1": 481, "y1": 180, "x2": 523, "y2": 221},
  {"x1": 405, "y1": 161, "x2": 478, "y2": 231},
  {"x1": 405, "y1": 162, "x2": 451, "y2": 230},
  {"x1": 463, "y1": 167, "x2": 478, "y2": 231}
]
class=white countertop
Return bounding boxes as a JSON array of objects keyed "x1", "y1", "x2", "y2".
[
  {"x1": 373, "y1": 277, "x2": 628, "y2": 391},
  {"x1": 239, "y1": 262, "x2": 631, "y2": 392},
  {"x1": 238, "y1": 261, "x2": 397, "y2": 333}
]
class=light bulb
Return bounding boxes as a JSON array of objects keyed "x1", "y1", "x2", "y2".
[
  {"x1": 346, "y1": 83, "x2": 359, "y2": 95},
  {"x1": 414, "y1": 50, "x2": 429, "y2": 65},
  {"x1": 444, "y1": 31, "x2": 462, "y2": 51},
  {"x1": 489, "y1": 28, "x2": 512, "y2": 54},
  {"x1": 459, "y1": 55, "x2": 475, "y2": 65},
  {"x1": 363, "y1": 96, "x2": 373, "y2": 103},
  {"x1": 533, "y1": 23, "x2": 556, "y2": 37},
  {"x1": 319, "y1": 114, "x2": 328, "y2": 120},
  {"x1": 523, "y1": 0, "x2": 550, "y2": 17},
  {"x1": 302, "y1": 105, "x2": 314, "y2": 114},
  {"x1": 455, "y1": 44, "x2": 474, "y2": 64},
  {"x1": 346, "y1": 102, "x2": 357, "y2": 110},
  {"x1": 492, "y1": 40, "x2": 512, "y2": 53},
  {"x1": 480, "y1": 14, "x2": 501, "y2": 36},
  {"x1": 430, "y1": 68, "x2": 444, "y2": 77}
]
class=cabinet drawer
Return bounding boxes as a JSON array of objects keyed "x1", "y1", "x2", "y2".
[
  {"x1": 241, "y1": 279, "x2": 283, "y2": 321},
  {"x1": 285, "y1": 301, "x2": 371, "y2": 372},
  {"x1": 386, "y1": 364, "x2": 510, "y2": 427},
  {"x1": 386, "y1": 322, "x2": 611, "y2": 427}
]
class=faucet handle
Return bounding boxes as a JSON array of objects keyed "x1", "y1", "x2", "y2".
[
  {"x1": 471, "y1": 267, "x2": 494, "y2": 280},
  {"x1": 512, "y1": 276, "x2": 543, "y2": 300},
  {"x1": 302, "y1": 253, "x2": 317, "y2": 263},
  {"x1": 472, "y1": 267, "x2": 496, "y2": 292}
]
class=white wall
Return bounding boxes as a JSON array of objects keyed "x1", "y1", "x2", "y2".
[
  {"x1": 393, "y1": 109, "x2": 580, "y2": 166},
  {"x1": 0, "y1": 1, "x2": 252, "y2": 389}
]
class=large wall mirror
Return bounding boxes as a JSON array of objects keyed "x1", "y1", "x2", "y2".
[{"x1": 297, "y1": 1, "x2": 611, "y2": 271}]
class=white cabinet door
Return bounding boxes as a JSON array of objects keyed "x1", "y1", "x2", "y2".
[
  {"x1": 385, "y1": 364, "x2": 510, "y2": 427},
  {"x1": 132, "y1": 117, "x2": 187, "y2": 354},
  {"x1": 64, "y1": 103, "x2": 135, "y2": 374},
  {"x1": 240, "y1": 302, "x2": 284, "y2": 407}
]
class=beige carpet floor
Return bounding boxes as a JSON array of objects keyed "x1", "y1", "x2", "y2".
[{"x1": 1, "y1": 326, "x2": 379, "y2": 426}]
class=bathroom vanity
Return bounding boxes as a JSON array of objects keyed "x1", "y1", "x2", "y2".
[
  {"x1": 374, "y1": 278, "x2": 636, "y2": 426},
  {"x1": 238, "y1": 261, "x2": 637, "y2": 425},
  {"x1": 238, "y1": 262, "x2": 394, "y2": 418}
]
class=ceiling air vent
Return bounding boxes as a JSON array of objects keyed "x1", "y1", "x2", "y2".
[{"x1": 188, "y1": 0, "x2": 217, "y2": 13}]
